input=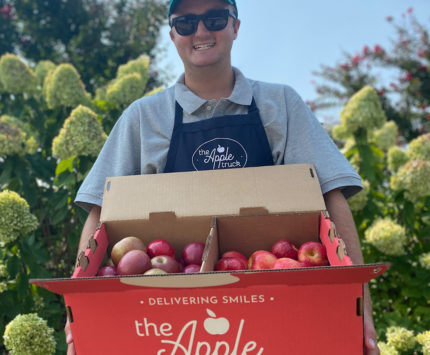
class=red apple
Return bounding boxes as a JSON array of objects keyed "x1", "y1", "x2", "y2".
[
  {"x1": 221, "y1": 251, "x2": 248, "y2": 265},
  {"x1": 182, "y1": 242, "x2": 205, "y2": 265},
  {"x1": 248, "y1": 250, "x2": 277, "y2": 270},
  {"x1": 271, "y1": 239, "x2": 298, "y2": 260},
  {"x1": 96, "y1": 265, "x2": 118, "y2": 276},
  {"x1": 111, "y1": 236, "x2": 146, "y2": 266},
  {"x1": 215, "y1": 257, "x2": 247, "y2": 271},
  {"x1": 147, "y1": 239, "x2": 176, "y2": 258},
  {"x1": 297, "y1": 241, "x2": 329, "y2": 267},
  {"x1": 117, "y1": 250, "x2": 151, "y2": 275},
  {"x1": 272, "y1": 257, "x2": 303, "y2": 269},
  {"x1": 144, "y1": 268, "x2": 167, "y2": 275},
  {"x1": 183, "y1": 264, "x2": 201, "y2": 273},
  {"x1": 151, "y1": 255, "x2": 180, "y2": 273}
]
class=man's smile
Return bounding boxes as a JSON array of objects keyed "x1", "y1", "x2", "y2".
[{"x1": 193, "y1": 43, "x2": 216, "y2": 50}]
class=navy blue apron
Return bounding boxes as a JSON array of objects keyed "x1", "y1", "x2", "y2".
[{"x1": 164, "y1": 98, "x2": 274, "y2": 172}]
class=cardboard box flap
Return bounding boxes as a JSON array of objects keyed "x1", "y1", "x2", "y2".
[
  {"x1": 30, "y1": 263, "x2": 388, "y2": 295},
  {"x1": 101, "y1": 164, "x2": 325, "y2": 222}
]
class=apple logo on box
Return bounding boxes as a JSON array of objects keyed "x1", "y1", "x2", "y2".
[{"x1": 203, "y1": 309, "x2": 230, "y2": 335}]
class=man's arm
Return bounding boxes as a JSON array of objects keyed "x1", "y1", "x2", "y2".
[
  {"x1": 74, "y1": 205, "x2": 102, "y2": 267},
  {"x1": 66, "y1": 204, "x2": 102, "y2": 355},
  {"x1": 323, "y1": 188, "x2": 379, "y2": 355}
]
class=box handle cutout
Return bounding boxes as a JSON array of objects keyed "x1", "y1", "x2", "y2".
[
  {"x1": 336, "y1": 239, "x2": 347, "y2": 261},
  {"x1": 309, "y1": 168, "x2": 314, "y2": 178},
  {"x1": 66, "y1": 306, "x2": 74, "y2": 323},
  {"x1": 87, "y1": 234, "x2": 98, "y2": 254},
  {"x1": 106, "y1": 180, "x2": 111, "y2": 191},
  {"x1": 356, "y1": 297, "x2": 363, "y2": 317},
  {"x1": 78, "y1": 253, "x2": 89, "y2": 271}
]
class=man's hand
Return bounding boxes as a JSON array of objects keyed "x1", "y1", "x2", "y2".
[
  {"x1": 65, "y1": 319, "x2": 76, "y2": 355},
  {"x1": 364, "y1": 308, "x2": 379, "y2": 354}
]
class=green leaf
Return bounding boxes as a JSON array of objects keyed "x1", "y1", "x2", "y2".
[{"x1": 55, "y1": 157, "x2": 75, "y2": 176}]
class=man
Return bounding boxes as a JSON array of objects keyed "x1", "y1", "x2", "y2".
[{"x1": 65, "y1": 0, "x2": 380, "y2": 354}]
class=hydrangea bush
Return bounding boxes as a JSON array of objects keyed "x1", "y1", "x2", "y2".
[
  {"x1": 0, "y1": 52, "x2": 161, "y2": 352},
  {"x1": 333, "y1": 84, "x2": 430, "y2": 354}
]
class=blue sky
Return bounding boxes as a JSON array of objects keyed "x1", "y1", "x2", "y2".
[{"x1": 156, "y1": 0, "x2": 430, "y2": 120}]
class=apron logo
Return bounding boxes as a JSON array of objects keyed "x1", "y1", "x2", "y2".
[{"x1": 192, "y1": 138, "x2": 248, "y2": 170}]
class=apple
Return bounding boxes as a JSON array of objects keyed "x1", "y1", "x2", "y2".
[
  {"x1": 271, "y1": 239, "x2": 298, "y2": 260},
  {"x1": 221, "y1": 251, "x2": 248, "y2": 265},
  {"x1": 272, "y1": 257, "x2": 303, "y2": 269},
  {"x1": 96, "y1": 265, "x2": 118, "y2": 276},
  {"x1": 215, "y1": 257, "x2": 247, "y2": 271},
  {"x1": 117, "y1": 250, "x2": 151, "y2": 275},
  {"x1": 151, "y1": 255, "x2": 180, "y2": 273},
  {"x1": 147, "y1": 239, "x2": 176, "y2": 259},
  {"x1": 144, "y1": 268, "x2": 167, "y2": 275},
  {"x1": 297, "y1": 241, "x2": 329, "y2": 267},
  {"x1": 248, "y1": 250, "x2": 277, "y2": 270},
  {"x1": 183, "y1": 264, "x2": 201, "y2": 273},
  {"x1": 111, "y1": 236, "x2": 146, "y2": 266},
  {"x1": 182, "y1": 242, "x2": 205, "y2": 265}
]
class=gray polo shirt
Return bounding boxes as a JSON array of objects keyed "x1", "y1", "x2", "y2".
[{"x1": 75, "y1": 68, "x2": 362, "y2": 211}]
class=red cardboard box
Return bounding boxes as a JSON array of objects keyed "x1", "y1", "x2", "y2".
[{"x1": 31, "y1": 164, "x2": 388, "y2": 355}]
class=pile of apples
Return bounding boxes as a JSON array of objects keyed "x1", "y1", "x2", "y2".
[
  {"x1": 215, "y1": 239, "x2": 329, "y2": 271},
  {"x1": 96, "y1": 236, "x2": 205, "y2": 276}
]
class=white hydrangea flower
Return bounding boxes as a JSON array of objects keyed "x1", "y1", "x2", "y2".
[
  {"x1": 338, "y1": 86, "x2": 387, "y2": 136},
  {"x1": 386, "y1": 326, "x2": 416, "y2": 351},
  {"x1": 3, "y1": 313, "x2": 56, "y2": 355},
  {"x1": 106, "y1": 73, "x2": 146, "y2": 107},
  {"x1": 372, "y1": 121, "x2": 398, "y2": 151},
  {"x1": 419, "y1": 253, "x2": 430, "y2": 270},
  {"x1": 387, "y1": 146, "x2": 408, "y2": 172},
  {"x1": 0, "y1": 53, "x2": 38, "y2": 95},
  {"x1": 390, "y1": 160, "x2": 430, "y2": 201},
  {"x1": 43, "y1": 63, "x2": 90, "y2": 109},
  {"x1": 0, "y1": 190, "x2": 38, "y2": 245},
  {"x1": 378, "y1": 342, "x2": 399, "y2": 355},
  {"x1": 417, "y1": 331, "x2": 430, "y2": 355},
  {"x1": 408, "y1": 133, "x2": 430, "y2": 161},
  {"x1": 364, "y1": 218, "x2": 407, "y2": 256},
  {"x1": 52, "y1": 105, "x2": 107, "y2": 160}
]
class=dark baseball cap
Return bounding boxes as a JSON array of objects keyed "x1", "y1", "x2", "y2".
[{"x1": 168, "y1": 0, "x2": 237, "y2": 16}]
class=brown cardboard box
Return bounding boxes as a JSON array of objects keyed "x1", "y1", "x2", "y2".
[{"x1": 31, "y1": 164, "x2": 388, "y2": 355}]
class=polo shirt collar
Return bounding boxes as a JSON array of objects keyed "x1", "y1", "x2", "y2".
[{"x1": 174, "y1": 67, "x2": 253, "y2": 115}]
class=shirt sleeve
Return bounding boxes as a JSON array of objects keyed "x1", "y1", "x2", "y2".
[
  {"x1": 283, "y1": 86, "x2": 362, "y2": 199},
  {"x1": 74, "y1": 103, "x2": 142, "y2": 212}
]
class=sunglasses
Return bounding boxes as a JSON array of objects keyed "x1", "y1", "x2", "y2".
[{"x1": 170, "y1": 9, "x2": 237, "y2": 36}]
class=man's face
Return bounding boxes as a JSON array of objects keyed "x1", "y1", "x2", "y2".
[{"x1": 169, "y1": 0, "x2": 240, "y2": 72}]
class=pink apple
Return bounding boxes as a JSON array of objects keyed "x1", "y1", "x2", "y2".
[
  {"x1": 297, "y1": 241, "x2": 329, "y2": 267},
  {"x1": 221, "y1": 251, "x2": 248, "y2": 265},
  {"x1": 111, "y1": 236, "x2": 146, "y2": 266},
  {"x1": 271, "y1": 239, "x2": 298, "y2": 260},
  {"x1": 182, "y1": 242, "x2": 205, "y2": 266},
  {"x1": 151, "y1": 255, "x2": 180, "y2": 273},
  {"x1": 117, "y1": 250, "x2": 151, "y2": 275},
  {"x1": 272, "y1": 257, "x2": 303, "y2": 269},
  {"x1": 215, "y1": 257, "x2": 247, "y2": 271},
  {"x1": 147, "y1": 239, "x2": 176, "y2": 259},
  {"x1": 248, "y1": 250, "x2": 277, "y2": 270},
  {"x1": 183, "y1": 264, "x2": 201, "y2": 273},
  {"x1": 144, "y1": 268, "x2": 167, "y2": 275},
  {"x1": 96, "y1": 265, "x2": 118, "y2": 276}
]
